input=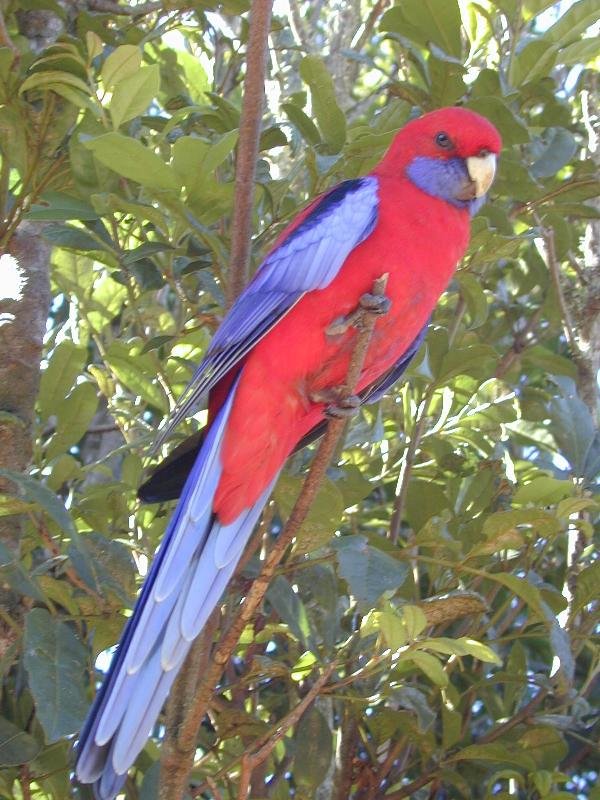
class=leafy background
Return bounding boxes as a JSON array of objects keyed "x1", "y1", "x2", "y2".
[{"x1": 0, "y1": 1, "x2": 598, "y2": 799}]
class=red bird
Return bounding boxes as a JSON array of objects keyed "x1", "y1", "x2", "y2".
[{"x1": 76, "y1": 106, "x2": 501, "y2": 798}]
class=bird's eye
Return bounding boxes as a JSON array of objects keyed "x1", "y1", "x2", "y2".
[{"x1": 435, "y1": 131, "x2": 453, "y2": 150}]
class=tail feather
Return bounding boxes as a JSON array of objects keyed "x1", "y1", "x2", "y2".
[
  {"x1": 75, "y1": 379, "x2": 278, "y2": 799},
  {"x1": 181, "y1": 483, "x2": 274, "y2": 642},
  {"x1": 98, "y1": 764, "x2": 126, "y2": 800}
]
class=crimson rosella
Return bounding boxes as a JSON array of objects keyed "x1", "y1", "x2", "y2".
[{"x1": 76, "y1": 106, "x2": 502, "y2": 799}]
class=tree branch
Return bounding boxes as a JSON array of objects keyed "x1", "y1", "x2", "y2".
[
  {"x1": 227, "y1": 0, "x2": 273, "y2": 305},
  {"x1": 158, "y1": 275, "x2": 389, "y2": 799},
  {"x1": 237, "y1": 663, "x2": 336, "y2": 800},
  {"x1": 87, "y1": 0, "x2": 167, "y2": 15}
]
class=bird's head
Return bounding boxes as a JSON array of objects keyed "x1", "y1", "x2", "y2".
[{"x1": 376, "y1": 106, "x2": 502, "y2": 215}]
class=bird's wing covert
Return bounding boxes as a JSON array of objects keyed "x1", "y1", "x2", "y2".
[{"x1": 156, "y1": 176, "x2": 379, "y2": 445}]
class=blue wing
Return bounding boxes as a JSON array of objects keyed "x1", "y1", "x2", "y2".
[{"x1": 155, "y1": 177, "x2": 379, "y2": 446}]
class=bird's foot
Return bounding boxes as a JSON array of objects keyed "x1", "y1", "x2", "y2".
[
  {"x1": 325, "y1": 394, "x2": 361, "y2": 418},
  {"x1": 359, "y1": 292, "x2": 392, "y2": 316},
  {"x1": 325, "y1": 293, "x2": 391, "y2": 337},
  {"x1": 310, "y1": 389, "x2": 361, "y2": 418}
]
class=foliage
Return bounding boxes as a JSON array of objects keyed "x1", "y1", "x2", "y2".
[{"x1": 0, "y1": 1, "x2": 598, "y2": 799}]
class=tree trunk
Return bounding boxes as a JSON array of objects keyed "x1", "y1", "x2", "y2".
[{"x1": 0, "y1": 222, "x2": 51, "y2": 653}]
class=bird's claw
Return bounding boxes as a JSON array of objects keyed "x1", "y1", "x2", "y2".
[
  {"x1": 325, "y1": 292, "x2": 391, "y2": 337},
  {"x1": 325, "y1": 394, "x2": 361, "y2": 419},
  {"x1": 359, "y1": 292, "x2": 391, "y2": 315}
]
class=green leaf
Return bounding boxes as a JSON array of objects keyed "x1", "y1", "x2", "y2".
[
  {"x1": 266, "y1": 576, "x2": 316, "y2": 652},
  {"x1": 457, "y1": 272, "x2": 489, "y2": 328},
  {"x1": 19, "y1": 70, "x2": 92, "y2": 96},
  {"x1": 394, "y1": 686, "x2": 436, "y2": 731},
  {"x1": 0, "y1": 542, "x2": 45, "y2": 602},
  {"x1": 42, "y1": 222, "x2": 110, "y2": 252},
  {"x1": 420, "y1": 636, "x2": 501, "y2": 664},
  {"x1": 531, "y1": 128, "x2": 578, "y2": 179},
  {"x1": 558, "y1": 36, "x2": 600, "y2": 66},
  {"x1": 26, "y1": 192, "x2": 99, "y2": 221},
  {"x1": 521, "y1": 345, "x2": 577, "y2": 378},
  {"x1": 68, "y1": 532, "x2": 135, "y2": 605},
  {"x1": 402, "y1": 605, "x2": 428, "y2": 640},
  {"x1": 379, "y1": 609, "x2": 408, "y2": 650},
  {"x1": 334, "y1": 535, "x2": 408, "y2": 609},
  {"x1": 405, "y1": 478, "x2": 449, "y2": 531},
  {"x1": 281, "y1": 102, "x2": 321, "y2": 146},
  {"x1": 517, "y1": 726, "x2": 568, "y2": 769},
  {"x1": 509, "y1": 39, "x2": 558, "y2": 85},
  {"x1": 23, "y1": 608, "x2": 89, "y2": 742},
  {"x1": 104, "y1": 340, "x2": 169, "y2": 411},
  {"x1": 442, "y1": 705, "x2": 462, "y2": 750},
  {"x1": 513, "y1": 476, "x2": 573, "y2": 506},
  {"x1": 428, "y1": 55, "x2": 466, "y2": 107},
  {"x1": 0, "y1": 469, "x2": 75, "y2": 536},
  {"x1": 449, "y1": 743, "x2": 536, "y2": 770},
  {"x1": 402, "y1": 651, "x2": 448, "y2": 686},
  {"x1": 39, "y1": 340, "x2": 87, "y2": 419},
  {"x1": 175, "y1": 50, "x2": 209, "y2": 104},
  {"x1": 172, "y1": 130, "x2": 238, "y2": 197},
  {"x1": 489, "y1": 573, "x2": 545, "y2": 619},
  {"x1": 84, "y1": 133, "x2": 179, "y2": 191},
  {"x1": 101, "y1": 44, "x2": 141, "y2": 90},
  {"x1": 299, "y1": 56, "x2": 346, "y2": 153},
  {"x1": 544, "y1": 0, "x2": 600, "y2": 47},
  {"x1": 202, "y1": 129, "x2": 239, "y2": 174},
  {"x1": 381, "y1": 0, "x2": 463, "y2": 59},
  {"x1": 274, "y1": 474, "x2": 344, "y2": 552},
  {"x1": 46, "y1": 381, "x2": 99, "y2": 459},
  {"x1": 110, "y1": 64, "x2": 160, "y2": 128},
  {"x1": 437, "y1": 343, "x2": 497, "y2": 382},
  {"x1": 466, "y1": 97, "x2": 529, "y2": 145},
  {"x1": 294, "y1": 706, "x2": 333, "y2": 789},
  {"x1": 572, "y1": 561, "x2": 600, "y2": 615},
  {"x1": 0, "y1": 717, "x2": 41, "y2": 766},
  {"x1": 86, "y1": 272, "x2": 128, "y2": 331},
  {"x1": 549, "y1": 379, "x2": 598, "y2": 478}
]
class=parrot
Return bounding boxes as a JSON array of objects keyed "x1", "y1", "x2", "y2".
[{"x1": 75, "y1": 106, "x2": 501, "y2": 799}]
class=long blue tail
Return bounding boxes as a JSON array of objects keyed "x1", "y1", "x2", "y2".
[{"x1": 75, "y1": 381, "x2": 275, "y2": 799}]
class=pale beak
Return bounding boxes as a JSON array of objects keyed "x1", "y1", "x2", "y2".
[{"x1": 465, "y1": 153, "x2": 497, "y2": 198}]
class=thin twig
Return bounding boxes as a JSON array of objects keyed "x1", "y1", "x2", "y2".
[
  {"x1": 478, "y1": 688, "x2": 548, "y2": 744},
  {"x1": 534, "y1": 212, "x2": 579, "y2": 354},
  {"x1": 388, "y1": 394, "x2": 430, "y2": 544},
  {"x1": 0, "y1": 8, "x2": 19, "y2": 64},
  {"x1": 20, "y1": 766, "x2": 32, "y2": 800},
  {"x1": 159, "y1": 275, "x2": 389, "y2": 799},
  {"x1": 237, "y1": 663, "x2": 336, "y2": 800},
  {"x1": 87, "y1": 0, "x2": 165, "y2": 15},
  {"x1": 227, "y1": 0, "x2": 274, "y2": 304},
  {"x1": 388, "y1": 292, "x2": 466, "y2": 544},
  {"x1": 495, "y1": 305, "x2": 543, "y2": 379}
]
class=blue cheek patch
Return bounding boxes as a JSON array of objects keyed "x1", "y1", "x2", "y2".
[{"x1": 406, "y1": 156, "x2": 485, "y2": 216}]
